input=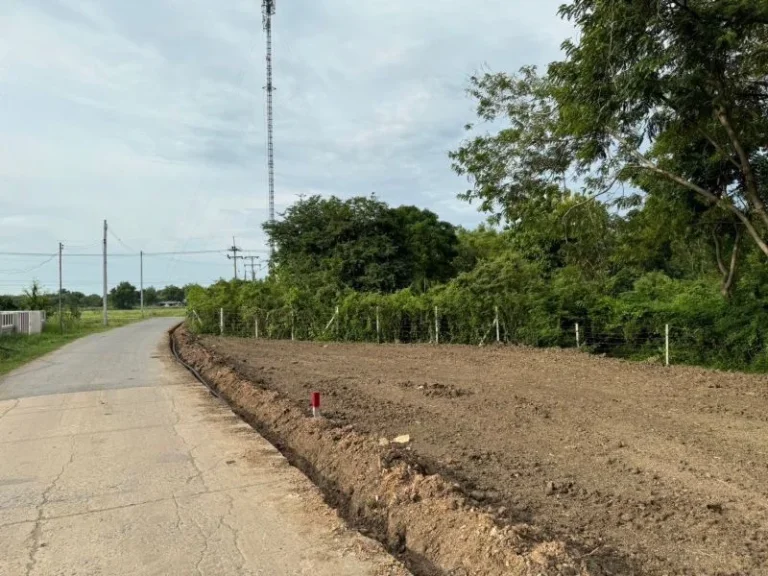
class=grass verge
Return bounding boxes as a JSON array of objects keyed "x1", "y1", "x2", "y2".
[{"x1": 0, "y1": 308, "x2": 185, "y2": 376}]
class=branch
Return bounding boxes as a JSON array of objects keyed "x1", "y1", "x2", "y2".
[
  {"x1": 724, "y1": 227, "x2": 742, "y2": 295},
  {"x1": 629, "y1": 158, "x2": 768, "y2": 258},
  {"x1": 713, "y1": 232, "x2": 728, "y2": 277},
  {"x1": 698, "y1": 128, "x2": 741, "y2": 171},
  {"x1": 561, "y1": 175, "x2": 619, "y2": 221},
  {"x1": 716, "y1": 106, "x2": 768, "y2": 229}
]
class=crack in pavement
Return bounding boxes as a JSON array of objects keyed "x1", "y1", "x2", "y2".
[
  {"x1": 221, "y1": 491, "x2": 247, "y2": 572},
  {"x1": 170, "y1": 395, "x2": 211, "y2": 492},
  {"x1": 0, "y1": 480, "x2": 287, "y2": 531},
  {"x1": 23, "y1": 435, "x2": 76, "y2": 576}
]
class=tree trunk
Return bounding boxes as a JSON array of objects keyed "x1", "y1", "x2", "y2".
[{"x1": 714, "y1": 228, "x2": 742, "y2": 298}]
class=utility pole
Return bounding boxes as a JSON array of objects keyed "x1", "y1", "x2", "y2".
[
  {"x1": 103, "y1": 220, "x2": 108, "y2": 326},
  {"x1": 227, "y1": 236, "x2": 245, "y2": 280},
  {"x1": 58, "y1": 242, "x2": 63, "y2": 333},
  {"x1": 140, "y1": 250, "x2": 144, "y2": 318},
  {"x1": 263, "y1": 0, "x2": 276, "y2": 255},
  {"x1": 244, "y1": 255, "x2": 260, "y2": 281}
]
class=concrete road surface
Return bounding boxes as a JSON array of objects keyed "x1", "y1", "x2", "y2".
[{"x1": 0, "y1": 319, "x2": 406, "y2": 576}]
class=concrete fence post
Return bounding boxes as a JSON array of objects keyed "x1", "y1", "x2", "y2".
[{"x1": 434, "y1": 306, "x2": 439, "y2": 345}]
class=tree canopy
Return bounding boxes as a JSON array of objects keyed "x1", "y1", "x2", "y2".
[
  {"x1": 451, "y1": 0, "x2": 768, "y2": 295},
  {"x1": 264, "y1": 195, "x2": 459, "y2": 293},
  {"x1": 109, "y1": 282, "x2": 139, "y2": 310}
]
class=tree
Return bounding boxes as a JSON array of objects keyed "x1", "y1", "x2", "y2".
[
  {"x1": 143, "y1": 287, "x2": 159, "y2": 306},
  {"x1": 0, "y1": 295, "x2": 18, "y2": 311},
  {"x1": 83, "y1": 294, "x2": 102, "y2": 308},
  {"x1": 23, "y1": 280, "x2": 50, "y2": 311},
  {"x1": 264, "y1": 195, "x2": 459, "y2": 293},
  {"x1": 451, "y1": 0, "x2": 768, "y2": 294},
  {"x1": 159, "y1": 285, "x2": 184, "y2": 302},
  {"x1": 109, "y1": 282, "x2": 139, "y2": 310}
]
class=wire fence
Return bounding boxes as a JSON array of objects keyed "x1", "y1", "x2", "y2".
[{"x1": 185, "y1": 304, "x2": 700, "y2": 366}]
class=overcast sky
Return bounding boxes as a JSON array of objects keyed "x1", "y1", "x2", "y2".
[{"x1": 0, "y1": 0, "x2": 571, "y2": 294}]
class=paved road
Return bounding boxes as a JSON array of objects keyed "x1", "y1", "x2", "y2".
[{"x1": 0, "y1": 319, "x2": 405, "y2": 576}]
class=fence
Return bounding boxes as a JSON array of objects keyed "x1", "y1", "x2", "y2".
[
  {"x1": 0, "y1": 311, "x2": 46, "y2": 336},
  {"x1": 187, "y1": 304, "x2": 690, "y2": 365}
]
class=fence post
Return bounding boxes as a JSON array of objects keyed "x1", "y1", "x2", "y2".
[
  {"x1": 434, "y1": 306, "x2": 439, "y2": 345},
  {"x1": 665, "y1": 324, "x2": 670, "y2": 366},
  {"x1": 255, "y1": 315, "x2": 259, "y2": 339},
  {"x1": 495, "y1": 306, "x2": 500, "y2": 343},
  {"x1": 575, "y1": 322, "x2": 580, "y2": 349},
  {"x1": 376, "y1": 306, "x2": 381, "y2": 343},
  {"x1": 291, "y1": 308, "x2": 295, "y2": 341},
  {"x1": 335, "y1": 305, "x2": 340, "y2": 338},
  {"x1": 219, "y1": 308, "x2": 224, "y2": 336}
]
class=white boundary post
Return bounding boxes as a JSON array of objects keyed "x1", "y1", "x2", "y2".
[
  {"x1": 495, "y1": 306, "x2": 500, "y2": 343},
  {"x1": 335, "y1": 305, "x2": 340, "y2": 337},
  {"x1": 575, "y1": 322, "x2": 580, "y2": 349},
  {"x1": 665, "y1": 324, "x2": 670, "y2": 366},
  {"x1": 255, "y1": 315, "x2": 259, "y2": 339},
  {"x1": 219, "y1": 308, "x2": 224, "y2": 336},
  {"x1": 291, "y1": 308, "x2": 295, "y2": 341},
  {"x1": 434, "y1": 306, "x2": 439, "y2": 345},
  {"x1": 376, "y1": 306, "x2": 381, "y2": 343}
]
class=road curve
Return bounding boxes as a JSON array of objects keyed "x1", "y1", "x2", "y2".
[{"x1": 0, "y1": 318, "x2": 406, "y2": 576}]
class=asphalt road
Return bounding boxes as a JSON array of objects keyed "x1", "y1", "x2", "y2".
[{"x1": 0, "y1": 319, "x2": 406, "y2": 576}]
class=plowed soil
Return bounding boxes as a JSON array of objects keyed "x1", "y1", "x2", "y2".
[{"x1": 200, "y1": 336, "x2": 768, "y2": 576}]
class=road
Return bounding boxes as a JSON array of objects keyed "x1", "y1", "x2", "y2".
[{"x1": 0, "y1": 319, "x2": 406, "y2": 576}]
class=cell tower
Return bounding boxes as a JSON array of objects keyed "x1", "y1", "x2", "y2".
[{"x1": 262, "y1": 0, "x2": 276, "y2": 234}]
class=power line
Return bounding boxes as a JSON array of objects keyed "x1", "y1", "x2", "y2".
[
  {"x1": 0, "y1": 254, "x2": 57, "y2": 274},
  {"x1": 108, "y1": 227, "x2": 137, "y2": 253}
]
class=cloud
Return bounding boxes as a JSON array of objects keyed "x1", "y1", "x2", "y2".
[{"x1": 0, "y1": 0, "x2": 571, "y2": 292}]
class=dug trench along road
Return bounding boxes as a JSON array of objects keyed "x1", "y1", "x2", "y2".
[{"x1": 0, "y1": 318, "x2": 405, "y2": 576}]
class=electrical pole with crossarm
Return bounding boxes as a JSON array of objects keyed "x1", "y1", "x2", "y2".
[{"x1": 227, "y1": 237, "x2": 245, "y2": 280}]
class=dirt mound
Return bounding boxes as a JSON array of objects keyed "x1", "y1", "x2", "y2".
[
  {"x1": 173, "y1": 328, "x2": 587, "y2": 576},
  {"x1": 397, "y1": 380, "x2": 472, "y2": 398}
]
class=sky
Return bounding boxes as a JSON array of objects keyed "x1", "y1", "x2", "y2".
[{"x1": 0, "y1": 0, "x2": 571, "y2": 295}]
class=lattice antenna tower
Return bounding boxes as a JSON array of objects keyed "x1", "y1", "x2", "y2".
[{"x1": 262, "y1": 0, "x2": 276, "y2": 240}]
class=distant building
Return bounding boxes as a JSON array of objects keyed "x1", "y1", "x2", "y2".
[{"x1": 157, "y1": 301, "x2": 184, "y2": 308}]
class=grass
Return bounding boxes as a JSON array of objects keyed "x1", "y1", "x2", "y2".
[{"x1": 0, "y1": 308, "x2": 186, "y2": 376}]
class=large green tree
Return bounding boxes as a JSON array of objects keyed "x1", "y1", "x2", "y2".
[
  {"x1": 451, "y1": 0, "x2": 768, "y2": 294},
  {"x1": 264, "y1": 195, "x2": 458, "y2": 293},
  {"x1": 159, "y1": 285, "x2": 184, "y2": 302},
  {"x1": 109, "y1": 282, "x2": 139, "y2": 310}
]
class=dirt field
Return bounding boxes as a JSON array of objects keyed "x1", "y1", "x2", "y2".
[{"x1": 199, "y1": 336, "x2": 768, "y2": 576}]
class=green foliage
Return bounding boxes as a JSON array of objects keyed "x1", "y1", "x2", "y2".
[
  {"x1": 451, "y1": 0, "x2": 768, "y2": 293},
  {"x1": 264, "y1": 195, "x2": 458, "y2": 293},
  {"x1": 159, "y1": 285, "x2": 185, "y2": 302},
  {"x1": 109, "y1": 282, "x2": 139, "y2": 310},
  {"x1": 22, "y1": 280, "x2": 51, "y2": 312},
  {"x1": 0, "y1": 295, "x2": 19, "y2": 310},
  {"x1": 143, "y1": 287, "x2": 159, "y2": 306}
]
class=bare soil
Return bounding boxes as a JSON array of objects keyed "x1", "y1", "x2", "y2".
[{"x1": 193, "y1": 333, "x2": 768, "y2": 576}]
